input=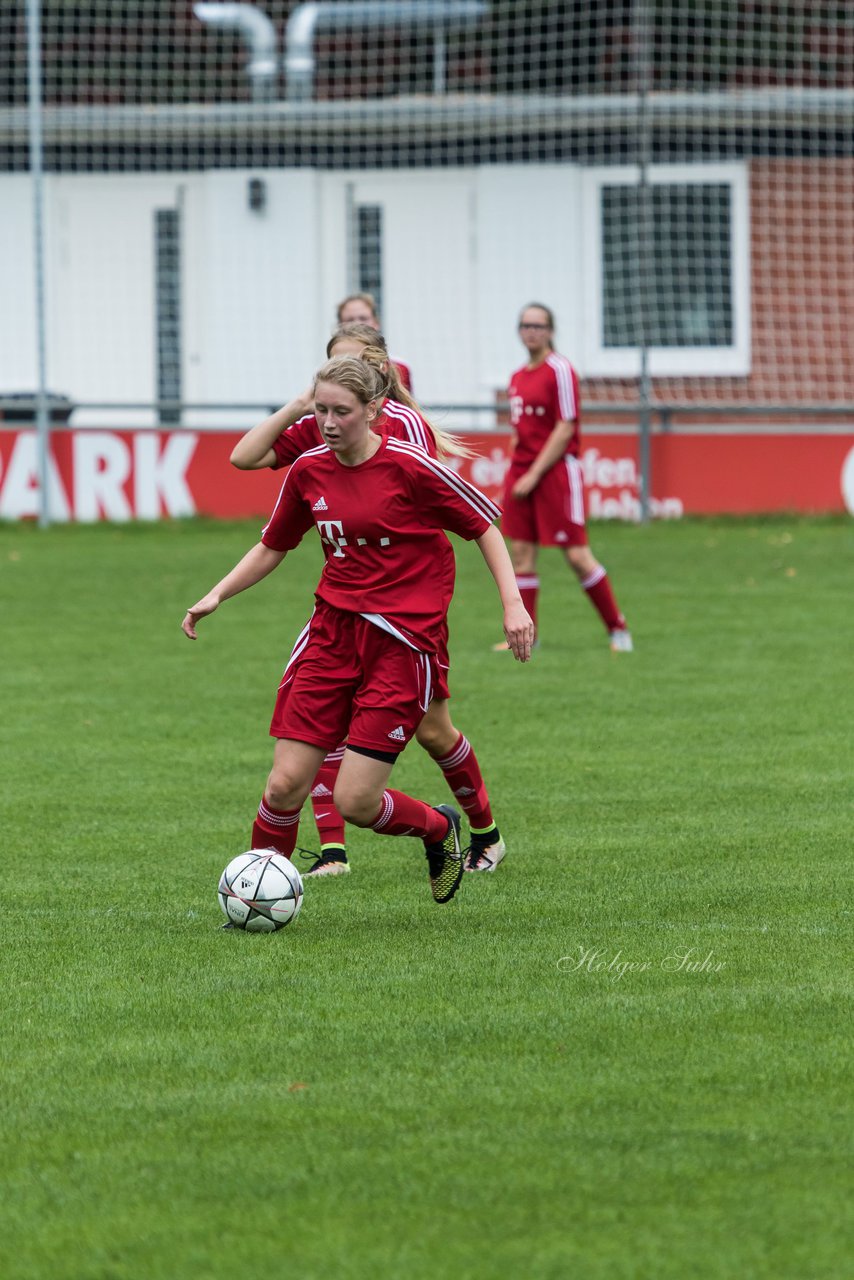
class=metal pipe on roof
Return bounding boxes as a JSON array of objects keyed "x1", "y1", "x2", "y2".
[
  {"x1": 284, "y1": 1, "x2": 487, "y2": 101},
  {"x1": 193, "y1": 3, "x2": 279, "y2": 101}
]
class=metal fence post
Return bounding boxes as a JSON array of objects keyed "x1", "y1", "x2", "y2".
[
  {"x1": 634, "y1": 0, "x2": 653, "y2": 524},
  {"x1": 27, "y1": 0, "x2": 50, "y2": 528}
]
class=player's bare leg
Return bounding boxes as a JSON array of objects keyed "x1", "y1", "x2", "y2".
[
  {"x1": 563, "y1": 545, "x2": 633, "y2": 652},
  {"x1": 334, "y1": 747, "x2": 464, "y2": 904},
  {"x1": 251, "y1": 739, "x2": 326, "y2": 859},
  {"x1": 416, "y1": 700, "x2": 506, "y2": 873}
]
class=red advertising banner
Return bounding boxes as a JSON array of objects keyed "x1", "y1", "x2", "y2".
[{"x1": 1, "y1": 428, "x2": 853, "y2": 522}]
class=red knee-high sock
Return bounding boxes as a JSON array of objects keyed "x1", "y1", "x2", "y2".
[
  {"x1": 251, "y1": 795, "x2": 301, "y2": 860},
  {"x1": 516, "y1": 574, "x2": 539, "y2": 637},
  {"x1": 435, "y1": 733, "x2": 494, "y2": 830},
  {"x1": 581, "y1": 565, "x2": 626, "y2": 632},
  {"x1": 310, "y1": 744, "x2": 346, "y2": 848},
  {"x1": 369, "y1": 790, "x2": 448, "y2": 842}
]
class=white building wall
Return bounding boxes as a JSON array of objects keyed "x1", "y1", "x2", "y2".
[
  {"x1": 0, "y1": 164, "x2": 588, "y2": 424},
  {"x1": 475, "y1": 165, "x2": 585, "y2": 390},
  {"x1": 0, "y1": 175, "x2": 39, "y2": 392},
  {"x1": 182, "y1": 170, "x2": 322, "y2": 426},
  {"x1": 46, "y1": 175, "x2": 184, "y2": 423}
]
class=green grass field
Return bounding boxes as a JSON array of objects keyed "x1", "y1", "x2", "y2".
[{"x1": 1, "y1": 515, "x2": 851, "y2": 1279}]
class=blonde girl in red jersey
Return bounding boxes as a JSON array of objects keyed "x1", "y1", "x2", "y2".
[
  {"x1": 231, "y1": 324, "x2": 510, "y2": 876},
  {"x1": 183, "y1": 357, "x2": 533, "y2": 906},
  {"x1": 496, "y1": 303, "x2": 633, "y2": 654}
]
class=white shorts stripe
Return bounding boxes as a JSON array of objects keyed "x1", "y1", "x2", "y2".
[
  {"x1": 565, "y1": 456, "x2": 586, "y2": 526},
  {"x1": 278, "y1": 614, "x2": 314, "y2": 689},
  {"x1": 419, "y1": 652, "x2": 433, "y2": 713}
]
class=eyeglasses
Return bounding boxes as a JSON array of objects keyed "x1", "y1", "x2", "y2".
[{"x1": 519, "y1": 323, "x2": 550, "y2": 330}]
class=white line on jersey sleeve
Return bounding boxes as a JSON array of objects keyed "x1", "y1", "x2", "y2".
[
  {"x1": 383, "y1": 399, "x2": 432, "y2": 453},
  {"x1": 386, "y1": 438, "x2": 501, "y2": 525},
  {"x1": 547, "y1": 353, "x2": 578, "y2": 422}
]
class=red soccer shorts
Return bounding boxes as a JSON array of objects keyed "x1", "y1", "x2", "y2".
[
  {"x1": 270, "y1": 601, "x2": 438, "y2": 755},
  {"x1": 500, "y1": 454, "x2": 588, "y2": 547},
  {"x1": 434, "y1": 617, "x2": 450, "y2": 700}
]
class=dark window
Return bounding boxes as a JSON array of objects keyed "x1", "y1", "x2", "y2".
[
  {"x1": 155, "y1": 207, "x2": 181, "y2": 424},
  {"x1": 356, "y1": 205, "x2": 383, "y2": 321},
  {"x1": 602, "y1": 183, "x2": 733, "y2": 348}
]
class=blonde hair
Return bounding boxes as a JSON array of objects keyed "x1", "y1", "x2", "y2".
[
  {"x1": 336, "y1": 292, "x2": 379, "y2": 323},
  {"x1": 313, "y1": 354, "x2": 389, "y2": 409},
  {"x1": 326, "y1": 323, "x2": 472, "y2": 461}
]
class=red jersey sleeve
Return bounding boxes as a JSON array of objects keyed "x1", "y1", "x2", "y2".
[
  {"x1": 271, "y1": 413, "x2": 322, "y2": 470},
  {"x1": 378, "y1": 399, "x2": 438, "y2": 458},
  {"x1": 386, "y1": 439, "x2": 500, "y2": 540},
  {"x1": 261, "y1": 457, "x2": 316, "y2": 551}
]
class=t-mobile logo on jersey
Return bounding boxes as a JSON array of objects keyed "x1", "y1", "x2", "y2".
[
  {"x1": 317, "y1": 519, "x2": 347, "y2": 557},
  {"x1": 317, "y1": 519, "x2": 392, "y2": 558}
]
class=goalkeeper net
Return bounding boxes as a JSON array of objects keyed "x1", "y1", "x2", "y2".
[{"x1": 1, "y1": 1, "x2": 853, "y2": 429}]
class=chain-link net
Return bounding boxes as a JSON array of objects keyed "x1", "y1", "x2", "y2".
[{"x1": 1, "y1": 1, "x2": 852, "y2": 427}]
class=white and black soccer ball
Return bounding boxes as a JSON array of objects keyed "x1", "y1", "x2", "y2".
[{"x1": 218, "y1": 850, "x2": 304, "y2": 932}]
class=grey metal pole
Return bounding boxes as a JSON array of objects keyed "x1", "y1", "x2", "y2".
[
  {"x1": 433, "y1": 28, "x2": 447, "y2": 93},
  {"x1": 27, "y1": 0, "x2": 50, "y2": 528},
  {"x1": 634, "y1": 0, "x2": 653, "y2": 524}
]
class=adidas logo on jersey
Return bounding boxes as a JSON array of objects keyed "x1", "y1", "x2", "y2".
[
  {"x1": 387, "y1": 725, "x2": 407, "y2": 742},
  {"x1": 312, "y1": 496, "x2": 328, "y2": 512}
]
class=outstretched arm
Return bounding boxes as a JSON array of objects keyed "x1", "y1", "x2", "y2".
[
  {"x1": 230, "y1": 387, "x2": 314, "y2": 470},
  {"x1": 475, "y1": 524, "x2": 535, "y2": 662},
  {"x1": 181, "y1": 542, "x2": 286, "y2": 638}
]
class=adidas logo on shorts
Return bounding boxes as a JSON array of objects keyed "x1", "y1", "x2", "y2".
[
  {"x1": 312, "y1": 496, "x2": 328, "y2": 512},
  {"x1": 387, "y1": 725, "x2": 406, "y2": 742}
]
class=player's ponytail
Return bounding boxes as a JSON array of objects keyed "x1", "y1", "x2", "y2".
[{"x1": 327, "y1": 323, "x2": 473, "y2": 461}]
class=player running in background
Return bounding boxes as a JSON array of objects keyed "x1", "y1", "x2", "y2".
[
  {"x1": 495, "y1": 302, "x2": 633, "y2": 654},
  {"x1": 231, "y1": 324, "x2": 510, "y2": 877},
  {"x1": 336, "y1": 292, "x2": 413, "y2": 393},
  {"x1": 183, "y1": 357, "x2": 533, "y2": 906}
]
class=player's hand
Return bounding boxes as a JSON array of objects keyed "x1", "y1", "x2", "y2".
[
  {"x1": 511, "y1": 471, "x2": 538, "y2": 499},
  {"x1": 502, "y1": 603, "x2": 536, "y2": 662},
  {"x1": 181, "y1": 594, "x2": 219, "y2": 639}
]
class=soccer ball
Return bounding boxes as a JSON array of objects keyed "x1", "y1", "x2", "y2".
[{"x1": 218, "y1": 850, "x2": 304, "y2": 932}]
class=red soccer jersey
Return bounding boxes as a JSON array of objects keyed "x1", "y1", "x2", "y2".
[
  {"x1": 271, "y1": 397, "x2": 435, "y2": 469},
  {"x1": 261, "y1": 435, "x2": 499, "y2": 653},
  {"x1": 392, "y1": 359, "x2": 413, "y2": 394},
  {"x1": 508, "y1": 353, "x2": 581, "y2": 465}
]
